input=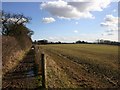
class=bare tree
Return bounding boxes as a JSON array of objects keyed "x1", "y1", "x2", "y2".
[{"x1": 1, "y1": 11, "x2": 32, "y2": 35}]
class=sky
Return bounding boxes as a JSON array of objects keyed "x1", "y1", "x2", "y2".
[{"x1": 2, "y1": 0, "x2": 119, "y2": 42}]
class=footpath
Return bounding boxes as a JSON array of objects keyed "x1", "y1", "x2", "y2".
[{"x1": 2, "y1": 48, "x2": 42, "y2": 89}]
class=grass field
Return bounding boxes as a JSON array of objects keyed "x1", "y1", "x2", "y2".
[{"x1": 38, "y1": 44, "x2": 119, "y2": 88}]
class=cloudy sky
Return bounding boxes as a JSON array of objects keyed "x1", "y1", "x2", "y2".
[{"x1": 3, "y1": 0, "x2": 119, "y2": 42}]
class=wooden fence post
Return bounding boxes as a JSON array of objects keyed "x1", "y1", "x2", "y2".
[{"x1": 41, "y1": 53, "x2": 46, "y2": 88}]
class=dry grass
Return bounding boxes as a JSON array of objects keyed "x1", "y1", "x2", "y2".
[{"x1": 38, "y1": 44, "x2": 119, "y2": 88}]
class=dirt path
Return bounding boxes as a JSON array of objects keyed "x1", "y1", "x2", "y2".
[{"x1": 2, "y1": 49, "x2": 42, "y2": 89}]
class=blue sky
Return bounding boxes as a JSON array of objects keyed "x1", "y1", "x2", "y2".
[{"x1": 2, "y1": 1, "x2": 118, "y2": 42}]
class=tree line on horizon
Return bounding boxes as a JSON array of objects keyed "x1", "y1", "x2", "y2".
[{"x1": 33, "y1": 39, "x2": 120, "y2": 46}]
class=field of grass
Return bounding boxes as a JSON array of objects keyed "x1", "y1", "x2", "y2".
[{"x1": 38, "y1": 44, "x2": 119, "y2": 88}]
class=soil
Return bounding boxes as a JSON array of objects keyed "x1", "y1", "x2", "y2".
[{"x1": 43, "y1": 49, "x2": 118, "y2": 88}]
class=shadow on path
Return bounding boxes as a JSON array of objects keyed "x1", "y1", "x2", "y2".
[{"x1": 2, "y1": 47, "x2": 42, "y2": 89}]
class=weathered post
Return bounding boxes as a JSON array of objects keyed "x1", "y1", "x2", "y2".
[{"x1": 41, "y1": 53, "x2": 46, "y2": 88}]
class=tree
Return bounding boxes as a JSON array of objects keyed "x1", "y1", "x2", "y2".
[
  {"x1": 76, "y1": 40, "x2": 82, "y2": 44},
  {"x1": 1, "y1": 11, "x2": 32, "y2": 35},
  {"x1": 27, "y1": 29, "x2": 34, "y2": 37},
  {"x1": 76, "y1": 40, "x2": 87, "y2": 44},
  {"x1": 37, "y1": 40, "x2": 48, "y2": 44}
]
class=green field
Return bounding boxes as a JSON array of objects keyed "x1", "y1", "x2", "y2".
[{"x1": 38, "y1": 44, "x2": 119, "y2": 88}]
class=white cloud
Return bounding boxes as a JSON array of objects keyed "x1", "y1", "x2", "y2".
[
  {"x1": 46, "y1": 32, "x2": 118, "y2": 42},
  {"x1": 100, "y1": 14, "x2": 119, "y2": 41},
  {"x1": 42, "y1": 17, "x2": 55, "y2": 23},
  {"x1": 101, "y1": 31, "x2": 118, "y2": 41},
  {"x1": 40, "y1": 0, "x2": 111, "y2": 19},
  {"x1": 101, "y1": 15, "x2": 118, "y2": 31},
  {"x1": 68, "y1": 0, "x2": 111, "y2": 12},
  {"x1": 66, "y1": 0, "x2": 118, "y2": 2},
  {"x1": 75, "y1": 22, "x2": 78, "y2": 24},
  {"x1": 41, "y1": 0, "x2": 93, "y2": 19},
  {"x1": 2, "y1": 17, "x2": 27, "y2": 24},
  {"x1": 112, "y1": 9, "x2": 117, "y2": 13},
  {"x1": 45, "y1": 33, "x2": 100, "y2": 42},
  {"x1": 74, "y1": 30, "x2": 78, "y2": 33}
]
